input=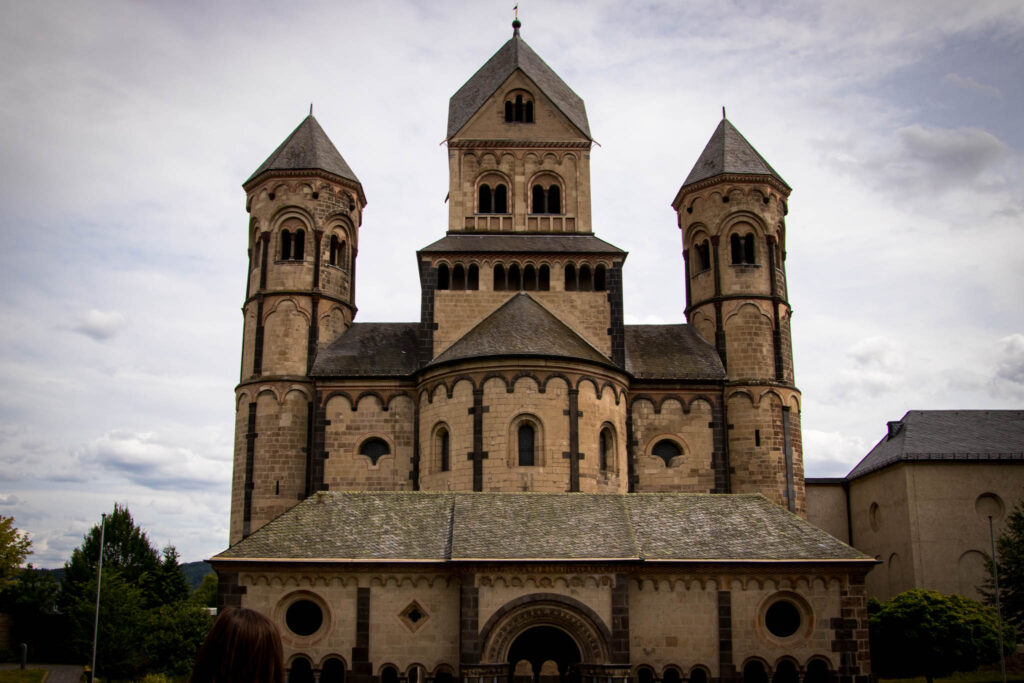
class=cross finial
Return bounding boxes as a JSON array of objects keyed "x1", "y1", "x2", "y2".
[
  {"x1": 512, "y1": 4, "x2": 521, "y2": 35},
  {"x1": 310, "y1": 102, "x2": 314, "y2": 116},
  {"x1": 722, "y1": 106, "x2": 727, "y2": 120}
]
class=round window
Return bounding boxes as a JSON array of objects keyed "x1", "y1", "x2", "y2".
[
  {"x1": 765, "y1": 599, "x2": 801, "y2": 638},
  {"x1": 286, "y1": 599, "x2": 324, "y2": 636}
]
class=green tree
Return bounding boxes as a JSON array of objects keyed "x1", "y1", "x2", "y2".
[
  {"x1": 66, "y1": 571, "x2": 148, "y2": 680},
  {"x1": 985, "y1": 498, "x2": 1024, "y2": 628},
  {"x1": 190, "y1": 572, "x2": 218, "y2": 608},
  {"x1": 0, "y1": 516, "x2": 32, "y2": 589},
  {"x1": 143, "y1": 601, "x2": 214, "y2": 675},
  {"x1": 870, "y1": 589, "x2": 1016, "y2": 683}
]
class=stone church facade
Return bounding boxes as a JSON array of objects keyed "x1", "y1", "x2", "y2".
[{"x1": 212, "y1": 21, "x2": 874, "y2": 683}]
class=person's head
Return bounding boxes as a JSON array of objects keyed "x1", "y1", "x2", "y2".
[{"x1": 190, "y1": 607, "x2": 284, "y2": 683}]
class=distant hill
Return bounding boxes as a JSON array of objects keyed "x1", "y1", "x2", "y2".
[{"x1": 38, "y1": 561, "x2": 213, "y2": 591}]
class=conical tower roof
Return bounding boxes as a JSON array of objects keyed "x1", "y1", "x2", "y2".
[
  {"x1": 681, "y1": 118, "x2": 788, "y2": 190},
  {"x1": 246, "y1": 114, "x2": 361, "y2": 186},
  {"x1": 447, "y1": 22, "x2": 591, "y2": 140}
]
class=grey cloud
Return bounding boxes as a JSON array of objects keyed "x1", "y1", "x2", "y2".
[
  {"x1": 77, "y1": 429, "x2": 227, "y2": 491},
  {"x1": 944, "y1": 72, "x2": 1002, "y2": 99},
  {"x1": 71, "y1": 309, "x2": 127, "y2": 341},
  {"x1": 0, "y1": 494, "x2": 20, "y2": 506},
  {"x1": 897, "y1": 124, "x2": 1009, "y2": 185},
  {"x1": 992, "y1": 334, "x2": 1024, "y2": 396}
]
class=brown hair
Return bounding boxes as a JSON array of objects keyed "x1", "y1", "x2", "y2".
[{"x1": 189, "y1": 607, "x2": 284, "y2": 683}]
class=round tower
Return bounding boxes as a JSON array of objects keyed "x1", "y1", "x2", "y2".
[
  {"x1": 671, "y1": 116, "x2": 804, "y2": 515},
  {"x1": 230, "y1": 114, "x2": 366, "y2": 544}
]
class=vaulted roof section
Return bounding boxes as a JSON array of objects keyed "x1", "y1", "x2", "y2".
[
  {"x1": 847, "y1": 410, "x2": 1024, "y2": 480},
  {"x1": 680, "y1": 118, "x2": 788, "y2": 191},
  {"x1": 428, "y1": 293, "x2": 611, "y2": 368},
  {"x1": 447, "y1": 26, "x2": 591, "y2": 140},
  {"x1": 246, "y1": 115, "x2": 361, "y2": 187},
  {"x1": 213, "y1": 492, "x2": 871, "y2": 562}
]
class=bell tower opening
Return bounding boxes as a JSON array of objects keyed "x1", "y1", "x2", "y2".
[{"x1": 508, "y1": 626, "x2": 582, "y2": 683}]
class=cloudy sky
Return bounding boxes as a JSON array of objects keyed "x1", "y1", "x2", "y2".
[{"x1": 1, "y1": 0, "x2": 1022, "y2": 567}]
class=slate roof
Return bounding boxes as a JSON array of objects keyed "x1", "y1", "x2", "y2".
[
  {"x1": 213, "y1": 492, "x2": 870, "y2": 562},
  {"x1": 428, "y1": 293, "x2": 612, "y2": 368},
  {"x1": 311, "y1": 323, "x2": 420, "y2": 377},
  {"x1": 625, "y1": 325, "x2": 726, "y2": 380},
  {"x1": 246, "y1": 115, "x2": 361, "y2": 186},
  {"x1": 447, "y1": 25, "x2": 591, "y2": 140},
  {"x1": 681, "y1": 118, "x2": 788, "y2": 190},
  {"x1": 847, "y1": 410, "x2": 1024, "y2": 480},
  {"x1": 419, "y1": 234, "x2": 624, "y2": 255}
]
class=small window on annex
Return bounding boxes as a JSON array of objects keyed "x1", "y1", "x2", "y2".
[
  {"x1": 651, "y1": 439, "x2": 682, "y2": 466},
  {"x1": 599, "y1": 426, "x2": 614, "y2": 472},
  {"x1": 518, "y1": 422, "x2": 536, "y2": 466},
  {"x1": 436, "y1": 426, "x2": 450, "y2": 472},
  {"x1": 358, "y1": 437, "x2": 391, "y2": 465}
]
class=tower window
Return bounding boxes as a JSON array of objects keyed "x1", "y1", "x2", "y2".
[
  {"x1": 518, "y1": 423, "x2": 535, "y2": 466},
  {"x1": 467, "y1": 263, "x2": 479, "y2": 290},
  {"x1": 539, "y1": 264, "x2": 550, "y2": 291},
  {"x1": 599, "y1": 427, "x2": 614, "y2": 472},
  {"x1": 280, "y1": 229, "x2": 305, "y2": 261},
  {"x1": 695, "y1": 240, "x2": 711, "y2": 272},
  {"x1": 281, "y1": 230, "x2": 292, "y2": 260},
  {"x1": 651, "y1": 439, "x2": 682, "y2": 466},
  {"x1": 329, "y1": 235, "x2": 346, "y2": 267},
  {"x1": 579, "y1": 264, "x2": 593, "y2": 291},
  {"x1": 564, "y1": 263, "x2": 577, "y2": 291},
  {"x1": 508, "y1": 263, "x2": 522, "y2": 291},
  {"x1": 504, "y1": 93, "x2": 534, "y2": 123},
  {"x1": 358, "y1": 437, "x2": 390, "y2": 465},
  {"x1": 531, "y1": 183, "x2": 562, "y2": 214},
  {"x1": 493, "y1": 263, "x2": 506, "y2": 291},
  {"x1": 438, "y1": 427, "x2": 450, "y2": 472},
  {"x1": 731, "y1": 233, "x2": 756, "y2": 265},
  {"x1": 437, "y1": 264, "x2": 450, "y2": 290},
  {"x1": 453, "y1": 264, "x2": 466, "y2": 289},
  {"x1": 523, "y1": 264, "x2": 537, "y2": 291},
  {"x1": 594, "y1": 264, "x2": 607, "y2": 291},
  {"x1": 478, "y1": 183, "x2": 509, "y2": 214}
]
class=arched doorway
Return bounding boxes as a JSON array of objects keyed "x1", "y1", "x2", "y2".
[
  {"x1": 507, "y1": 625, "x2": 581, "y2": 683},
  {"x1": 480, "y1": 595, "x2": 611, "y2": 667}
]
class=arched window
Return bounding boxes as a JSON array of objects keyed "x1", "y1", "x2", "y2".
[
  {"x1": 508, "y1": 263, "x2": 521, "y2": 291},
  {"x1": 803, "y1": 660, "x2": 830, "y2": 683},
  {"x1": 772, "y1": 661, "x2": 798, "y2": 683},
  {"x1": 494, "y1": 184, "x2": 508, "y2": 214},
  {"x1": 518, "y1": 423, "x2": 535, "y2": 466},
  {"x1": 467, "y1": 264, "x2": 479, "y2": 290},
  {"x1": 690, "y1": 669, "x2": 709, "y2": 683},
  {"x1": 731, "y1": 233, "x2": 756, "y2": 265},
  {"x1": 594, "y1": 264, "x2": 607, "y2": 291},
  {"x1": 523, "y1": 265, "x2": 537, "y2": 291},
  {"x1": 695, "y1": 240, "x2": 711, "y2": 272},
  {"x1": 321, "y1": 658, "x2": 345, "y2": 683},
  {"x1": 437, "y1": 264, "x2": 450, "y2": 290},
  {"x1": 579, "y1": 264, "x2": 593, "y2": 291},
  {"x1": 505, "y1": 92, "x2": 535, "y2": 123},
  {"x1": 564, "y1": 263, "x2": 577, "y2": 291},
  {"x1": 281, "y1": 230, "x2": 292, "y2": 260},
  {"x1": 539, "y1": 265, "x2": 550, "y2": 291},
  {"x1": 437, "y1": 427, "x2": 450, "y2": 472},
  {"x1": 358, "y1": 437, "x2": 390, "y2": 465},
  {"x1": 253, "y1": 239, "x2": 261, "y2": 268},
  {"x1": 663, "y1": 669, "x2": 681, "y2": 683},
  {"x1": 531, "y1": 184, "x2": 545, "y2": 213},
  {"x1": 453, "y1": 264, "x2": 466, "y2": 290},
  {"x1": 548, "y1": 185, "x2": 561, "y2": 213},
  {"x1": 743, "y1": 662, "x2": 768, "y2": 683},
  {"x1": 493, "y1": 264, "x2": 506, "y2": 291},
  {"x1": 479, "y1": 184, "x2": 492, "y2": 214},
  {"x1": 652, "y1": 439, "x2": 682, "y2": 466},
  {"x1": 637, "y1": 668, "x2": 654, "y2": 683},
  {"x1": 478, "y1": 183, "x2": 508, "y2": 214},
  {"x1": 329, "y1": 235, "x2": 340, "y2": 266},
  {"x1": 292, "y1": 229, "x2": 305, "y2": 260},
  {"x1": 381, "y1": 667, "x2": 399, "y2": 683},
  {"x1": 289, "y1": 657, "x2": 314, "y2": 683},
  {"x1": 599, "y1": 427, "x2": 614, "y2": 472}
]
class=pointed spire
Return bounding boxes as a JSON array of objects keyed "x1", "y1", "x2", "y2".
[
  {"x1": 681, "y1": 117, "x2": 789, "y2": 190},
  {"x1": 245, "y1": 114, "x2": 361, "y2": 187}
]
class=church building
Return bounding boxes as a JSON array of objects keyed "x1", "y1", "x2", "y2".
[{"x1": 211, "y1": 21, "x2": 874, "y2": 683}]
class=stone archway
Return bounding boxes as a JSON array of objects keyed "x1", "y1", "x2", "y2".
[
  {"x1": 480, "y1": 595, "x2": 611, "y2": 666},
  {"x1": 508, "y1": 625, "x2": 582, "y2": 683}
]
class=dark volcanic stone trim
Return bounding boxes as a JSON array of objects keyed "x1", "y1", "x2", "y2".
[
  {"x1": 307, "y1": 296, "x2": 319, "y2": 375},
  {"x1": 711, "y1": 398, "x2": 730, "y2": 494},
  {"x1": 215, "y1": 570, "x2": 246, "y2": 611},
  {"x1": 625, "y1": 403, "x2": 636, "y2": 493},
  {"x1": 608, "y1": 262, "x2": 626, "y2": 367},
  {"x1": 610, "y1": 574, "x2": 630, "y2": 663},
  {"x1": 253, "y1": 296, "x2": 265, "y2": 376},
  {"x1": 242, "y1": 402, "x2": 257, "y2": 537},
  {"x1": 717, "y1": 590, "x2": 735, "y2": 683},
  {"x1": 307, "y1": 392, "x2": 329, "y2": 495},
  {"x1": 682, "y1": 248, "x2": 692, "y2": 313},
  {"x1": 460, "y1": 577, "x2": 481, "y2": 665},
  {"x1": 782, "y1": 407, "x2": 796, "y2": 513},
  {"x1": 469, "y1": 389, "x2": 489, "y2": 492},
  {"x1": 259, "y1": 232, "x2": 269, "y2": 291},
  {"x1": 564, "y1": 389, "x2": 582, "y2": 492},
  {"x1": 351, "y1": 587, "x2": 371, "y2": 679},
  {"x1": 411, "y1": 399, "x2": 421, "y2": 490},
  {"x1": 419, "y1": 258, "x2": 437, "y2": 367}
]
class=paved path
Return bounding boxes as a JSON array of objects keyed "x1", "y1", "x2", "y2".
[{"x1": 0, "y1": 663, "x2": 84, "y2": 682}]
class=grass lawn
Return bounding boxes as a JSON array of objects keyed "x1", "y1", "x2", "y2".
[{"x1": 0, "y1": 670, "x2": 47, "y2": 683}]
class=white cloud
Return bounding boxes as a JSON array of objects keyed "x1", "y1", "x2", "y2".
[
  {"x1": 71, "y1": 309, "x2": 127, "y2": 341},
  {"x1": 77, "y1": 429, "x2": 229, "y2": 491},
  {"x1": 944, "y1": 72, "x2": 1002, "y2": 99}
]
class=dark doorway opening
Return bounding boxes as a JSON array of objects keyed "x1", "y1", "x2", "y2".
[{"x1": 507, "y1": 625, "x2": 582, "y2": 683}]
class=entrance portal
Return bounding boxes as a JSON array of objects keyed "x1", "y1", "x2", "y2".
[{"x1": 508, "y1": 626, "x2": 582, "y2": 683}]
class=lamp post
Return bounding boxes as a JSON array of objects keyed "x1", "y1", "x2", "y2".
[
  {"x1": 989, "y1": 514, "x2": 1007, "y2": 683},
  {"x1": 90, "y1": 513, "x2": 106, "y2": 683}
]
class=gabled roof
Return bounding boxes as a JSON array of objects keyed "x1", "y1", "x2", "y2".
[
  {"x1": 311, "y1": 323, "x2": 420, "y2": 377},
  {"x1": 246, "y1": 115, "x2": 361, "y2": 186},
  {"x1": 847, "y1": 410, "x2": 1024, "y2": 480},
  {"x1": 419, "y1": 233, "x2": 625, "y2": 255},
  {"x1": 625, "y1": 325, "x2": 726, "y2": 380},
  {"x1": 447, "y1": 25, "x2": 591, "y2": 140},
  {"x1": 680, "y1": 118, "x2": 788, "y2": 191},
  {"x1": 213, "y1": 492, "x2": 871, "y2": 563},
  {"x1": 428, "y1": 293, "x2": 611, "y2": 368}
]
